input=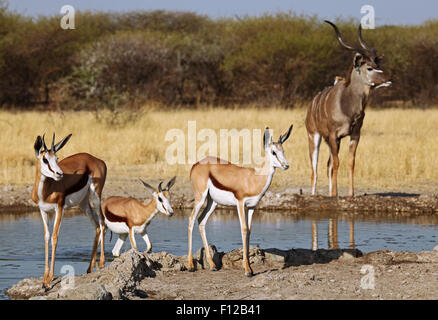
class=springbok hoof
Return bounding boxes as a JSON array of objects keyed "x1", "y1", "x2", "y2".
[
  {"x1": 245, "y1": 272, "x2": 254, "y2": 278},
  {"x1": 211, "y1": 267, "x2": 218, "y2": 271},
  {"x1": 188, "y1": 268, "x2": 195, "y2": 273}
]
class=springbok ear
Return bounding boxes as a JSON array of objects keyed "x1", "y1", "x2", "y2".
[
  {"x1": 42, "y1": 133, "x2": 48, "y2": 152},
  {"x1": 53, "y1": 133, "x2": 72, "y2": 153},
  {"x1": 34, "y1": 136, "x2": 43, "y2": 158},
  {"x1": 263, "y1": 127, "x2": 272, "y2": 150},
  {"x1": 278, "y1": 124, "x2": 293, "y2": 144},
  {"x1": 165, "y1": 176, "x2": 176, "y2": 191},
  {"x1": 353, "y1": 53, "x2": 365, "y2": 69},
  {"x1": 139, "y1": 178, "x2": 155, "y2": 194}
]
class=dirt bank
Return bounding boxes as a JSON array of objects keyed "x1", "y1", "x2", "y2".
[
  {"x1": 1, "y1": 178, "x2": 438, "y2": 216},
  {"x1": 6, "y1": 246, "x2": 438, "y2": 300}
]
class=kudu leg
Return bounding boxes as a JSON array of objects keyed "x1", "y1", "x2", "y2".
[
  {"x1": 348, "y1": 137, "x2": 360, "y2": 197},
  {"x1": 308, "y1": 133, "x2": 322, "y2": 195},
  {"x1": 328, "y1": 136, "x2": 340, "y2": 197}
]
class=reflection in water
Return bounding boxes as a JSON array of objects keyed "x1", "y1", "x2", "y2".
[{"x1": 311, "y1": 217, "x2": 355, "y2": 250}]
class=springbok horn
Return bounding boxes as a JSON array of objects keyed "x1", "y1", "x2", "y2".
[
  {"x1": 51, "y1": 133, "x2": 55, "y2": 152},
  {"x1": 278, "y1": 124, "x2": 293, "y2": 144},
  {"x1": 165, "y1": 176, "x2": 176, "y2": 190},
  {"x1": 158, "y1": 181, "x2": 163, "y2": 193}
]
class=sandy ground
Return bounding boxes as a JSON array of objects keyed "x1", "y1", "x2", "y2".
[
  {"x1": 1, "y1": 177, "x2": 438, "y2": 215},
  {"x1": 6, "y1": 247, "x2": 438, "y2": 300}
]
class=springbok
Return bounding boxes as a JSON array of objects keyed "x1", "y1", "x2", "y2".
[
  {"x1": 32, "y1": 133, "x2": 107, "y2": 289},
  {"x1": 102, "y1": 177, "x2": 176, "y2": 256},
  {"x1": 305, "y1": 21, "x2": 392, "y2": 197},
  {"x1": 187, "y1": 125, "x2": 293, "y2": 277}
]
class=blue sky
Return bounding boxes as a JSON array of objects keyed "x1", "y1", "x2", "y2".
[{"x1": 7, "y1": 0, "x2": 438, "y2": 25}]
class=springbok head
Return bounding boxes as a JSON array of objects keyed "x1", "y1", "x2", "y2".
[
  {"x1": 263, "y1": 124, "x2": 293, "y2": 170},
  {"x1": 325, "y1": 20, "x2": 392, "y2": 89},
  {"x1": 140, "y1": 177, "x2": 176, "y2": 216},
  {"x1": 33, "y1": 133, "x2": 72, "y2": 181}
]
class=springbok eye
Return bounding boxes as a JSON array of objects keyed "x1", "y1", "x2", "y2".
[
  {"x1": 367, "y1": 67, "x2": 373, "y2": 71},
  {"x1": 158, "y1": 197, "x2": 163, "y2": 203},
  {"x1": 272, "y1": 151, "x2": 277, "y2": 156},
  {"x1": 42, "y1": 158, "x2": 49, "y2": 164}
]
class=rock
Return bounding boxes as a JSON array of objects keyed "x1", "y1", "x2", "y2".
[
  {"x1": 6, "y1": 249, "x2": 157, "y2": 300},
  {"x1": 193, "y1": 245, "x2": 224, "y2": 270},
  {"x1": 221, "y1": 246, "x2": 264, "y2": 270},
  {"x1": 148, "y1": 251, "x2": 187, "y2": 272},
  {"x1": 105, "y1": 249, "x2": 157, "y2": 292}
]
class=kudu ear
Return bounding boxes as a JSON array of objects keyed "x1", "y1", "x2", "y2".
[
  {"x1": 139, "y1": 178, "x2": 156, "y2": 194},
  {"x1": 263, "y1": 127, "x2": 272, "y2": 150},
  {"x1": 353, "y1": 53, "x2": 365, "y2": 69},
  {"x1": 34, "y1": 136, "x2": 43, "y2": 159},
  {"x1": 165, "y1": 176, "x2": 176, "y2": 191},
  {"x1": 53, "y1": 133, "x2": 72, "y2": 153},
  {"x1": 278, "y1": 124, "x2": 293, "y2": 145}
]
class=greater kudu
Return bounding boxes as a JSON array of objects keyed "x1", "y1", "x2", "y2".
[{"x1": 305, "y1": 21, "x2": 392, "y2": 197}]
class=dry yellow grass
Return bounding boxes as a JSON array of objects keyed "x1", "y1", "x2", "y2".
[{"x1": 0, "y1": 106, "x2": 437, "y2": 193}]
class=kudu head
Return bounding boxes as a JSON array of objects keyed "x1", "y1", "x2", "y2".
[
  {"x1": 34, "y1": 133, "x2": 72, "y2": 181},
  {"x1": 139, "y1": 177, "x2": 176, "y2": 216},
  {"x1": 263, "y1": 124, "x2": 293, "y2": 170},
  {"x1": 325, "y1": 20, "x2": 392, "y2": 89}
]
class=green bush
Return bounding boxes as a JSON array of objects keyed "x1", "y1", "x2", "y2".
[{"x1": 1, "y1": 5, "x2": 438, "y2": 109}]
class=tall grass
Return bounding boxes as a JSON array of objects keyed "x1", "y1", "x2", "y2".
[{"x1": 1, "y1": 106, "x2": 437, "y2": 192}]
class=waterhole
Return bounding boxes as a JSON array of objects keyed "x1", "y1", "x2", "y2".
[{"x1": 1, "y1": 209, "x2": 437, "y2": 299}]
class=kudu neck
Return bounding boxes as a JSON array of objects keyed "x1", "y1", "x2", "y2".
[{"x1": 344, "y1": 67, "x2": 371, "y2": 110}]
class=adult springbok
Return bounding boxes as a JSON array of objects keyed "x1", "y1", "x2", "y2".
[
  {"x1": 187, "y1": 125, "x2": 293, "y2": 277},
  {"x1": 102, "y1": 177, "x2": 176, "y2": 256},
  {"x1": 305, "y1": 21, "x2": 392, "y2": 197},
  {"x1": 32, "y1": 133, "x2": 107, "y2": 289}
]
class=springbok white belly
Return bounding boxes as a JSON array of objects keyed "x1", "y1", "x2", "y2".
[
  {"x1": 105, "y1": 219, "x2": 148, "y2": 235},
  {"x1": 207, "y1": 179, "x2": 237, "y2": 206}
]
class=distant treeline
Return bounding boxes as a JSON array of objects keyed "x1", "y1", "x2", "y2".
[{"x1": 1, "y1": 2, "x2": 438, "y2": 109}]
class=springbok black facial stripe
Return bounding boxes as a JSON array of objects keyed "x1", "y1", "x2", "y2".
[
  {"x1": 273, "y1": 151, "x2": 282, "y2": 165},
  {"x1": 43, "y1": 157, "x2": 55, "y2": 173}
]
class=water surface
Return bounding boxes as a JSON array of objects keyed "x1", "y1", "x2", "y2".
[{"x1": 1, "y1": 209, "x2": 438, "y2": 299}]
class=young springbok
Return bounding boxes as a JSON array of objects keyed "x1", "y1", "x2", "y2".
[
  {"x1": 187, "y1": 125, "x2": 293, "y2": 277},
  {"x1": 32, "y1": 133, "x2": 107, "y2": 289},
  {"x1": 102, "y1": 177, "x2": 176, "y2": 256}
]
